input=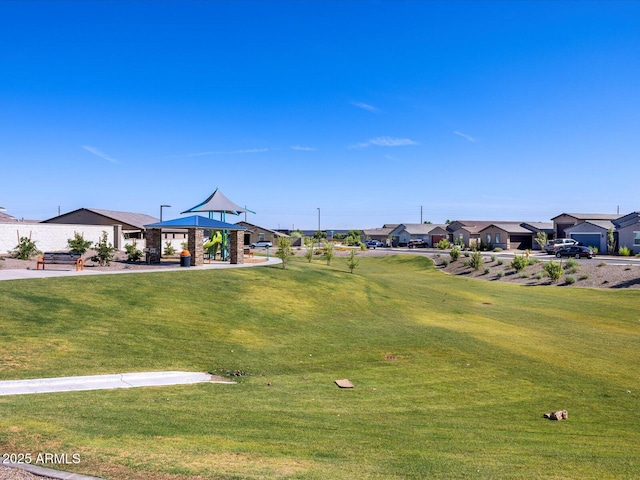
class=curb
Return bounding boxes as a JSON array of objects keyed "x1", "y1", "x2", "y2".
[{"x1": 3, "y1": 462, "x2": 105, "y2": 479}]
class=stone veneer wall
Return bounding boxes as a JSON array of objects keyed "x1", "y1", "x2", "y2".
[
  {"x1": 145, "y1": 229, "x2": 163, "y2": 262},
  {"x1": 229, "y1": 230, "x2": 244, "y2": 265},
  {"x1": 187, "y1": 228, "x2": 204, "y2": 266}
]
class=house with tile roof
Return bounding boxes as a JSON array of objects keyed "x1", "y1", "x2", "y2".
[
  {"x1": 612, "y1": 212, "x2": 640, "y2": 254},
  {"x1": 551, "y1": 213, "x2": 623, "y2": 239},
  {"x1": 389, "y1": 223, "x2": 448, "y2": 247}
]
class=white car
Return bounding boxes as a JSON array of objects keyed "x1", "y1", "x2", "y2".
[
  {"x1": 250, "y1": 240, "x2": 272, "y2": 248},
  {"x1": 544, "y1": 238, "x2": 578, "y2": 254}
]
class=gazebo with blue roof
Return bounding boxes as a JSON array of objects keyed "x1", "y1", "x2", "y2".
[{"x1": 144, "y1": 215, "x2": 247, "y2": 266}]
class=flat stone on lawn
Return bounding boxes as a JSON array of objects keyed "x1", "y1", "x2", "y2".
[{"x1": 335, "y1": 379, "x2": 354, "y2": 388}]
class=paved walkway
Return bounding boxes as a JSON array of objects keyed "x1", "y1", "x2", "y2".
[
  {"x1": 0, "y1": 371, "x2": 234, "y2": 396},
  {"x1": 0, "y1": 257, "x2": 282, "y2": 281}
]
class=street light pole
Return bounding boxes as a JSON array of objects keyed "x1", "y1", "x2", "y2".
[
  {"x1": 317, "y1": 207, "x2": 321, "y2": 233},
  {"x1": 160, "y1": 204, "x2": 171, "y2": 222}
]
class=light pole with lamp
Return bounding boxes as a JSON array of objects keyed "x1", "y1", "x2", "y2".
[{"x1": 160, "y1": 204, "x2": 171, "y2": 222}]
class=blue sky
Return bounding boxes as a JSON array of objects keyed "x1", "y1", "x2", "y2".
[{"x1": 1, "y1": 0, "x2": 639, "y2": 230}]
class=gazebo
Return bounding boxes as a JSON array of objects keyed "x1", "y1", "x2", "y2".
[
  {"x1": 144, "y1": 215, "x2": 247, "y2": 266},
  {"x1": 181, "y1": 189, "x2": 255, "y2": 260}
]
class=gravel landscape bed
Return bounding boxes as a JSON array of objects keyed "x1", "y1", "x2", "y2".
[{"x1": 431, "y1": 252, "x2": 640, "y2": 289}]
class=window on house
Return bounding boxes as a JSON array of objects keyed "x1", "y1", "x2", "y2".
[
  {"x1": 259, "y1": 233, "x2": 265, "y2": 241},
  {"x1": 634, "y1": 231, "x2": 640, "y2": 246},
  {"x1": 495, "y1": 233, "x2": 500, "y2": 244},
  {"x1": 486, "y1": 233, "x2": 492, "y2": 244}
]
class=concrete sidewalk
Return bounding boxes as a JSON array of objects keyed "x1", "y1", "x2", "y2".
[
  {"x1": 0, "y1": 371, "x2": 234, "y2": 396},
  {"x1": 0, "y1": 257, "x2": 282, "y2": 281}
]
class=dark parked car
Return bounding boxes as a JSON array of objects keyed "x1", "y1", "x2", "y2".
[
  {"x1": 407, "y1": 239, "x2": 427, "y2": 248},
  {"x1": 555, "y1": 245, "x2": 595, "y2": 259}
]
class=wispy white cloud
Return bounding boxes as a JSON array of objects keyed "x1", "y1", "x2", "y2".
[
  {"x1": 349, "y1": 137, "x2": 419, "y2": 149},
  {"x1": 82, "y1": 145, "x2": 119, "y2": 164},
  {"x1": 351, "y1": 101, "x2": 379, "y2": 113},
  {"x1": 454, "y1": 131, "x2": 476, "y2": 143},
  {"x1": 290, "y1": 145, "x2": 316, "y2": 151},
  {"x1": 369, "y1": 136, "x2": 419, "y2": 147},
  {"x1": 186, "y1": 148, "x2": 269, "y2": 157}
]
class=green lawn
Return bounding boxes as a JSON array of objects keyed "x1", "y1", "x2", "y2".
[{"x1": 0, "y1": 255, "x2": 638, "y2": 479}]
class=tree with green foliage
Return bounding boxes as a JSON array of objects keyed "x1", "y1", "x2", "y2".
[
  {"x1": 275, "y1": 236, "x2": 292, "y2": 269},
  {"x1": 324, "y1": 242, "x2": 334, "y2": 265},
  {"x1": 163, "y1": 242, "x2": 176, "y2": 256},
  {"x1": 124, "y1": 240, "x2": 143, "y2": 262},
  {"x1": 304, "y1": 237, "x2": 314, "y2": 263},
  {"x1": 436, "y1": 239, "x2": 450, "y2": 249},
  {"x1": 90, "y1": 231, "x2": 116, "y2": 266},
  {"x1": 510, "y1": 254, "x2": 529, "y2": 272},
  {"x1": 544, "y1": 260, "x2": 563, "y2": 282},
  {"x1": 607, "y1": 227, "x2": 616, "y2": 255},
  {"x1": 12, "y1": 236, "x2": 41, "y2": 260},
  {"x1": 469, "y1": 250, "x2": 483, "y2": 270},
  {"x1": 67, "y1": 232, "x2": 93, "y2": 255},
  {"x1": 535, "y1": 231, "x2": 547, "y2": 252},
  {"x1": 346, "y1": 249, "x2": 359, "y2": 273}
]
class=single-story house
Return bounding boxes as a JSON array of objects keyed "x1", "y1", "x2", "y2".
[
  {"x1": 43, "y1": 208, "x2": 162, "y2": 240},
  {"x1": 520, "y1": 222, "x2": 555, "y2": 248},
  {"x1": 564, "y1": 220, "x2": 614, "y2": 253},
  {"x1": 478, "y1": 223, "x2": 537, "y2": 250},
  {"x1": 234, "y1": 221, "x2": 288, "y2": 246},
  {"x1": 361, "y1": 225, "x2": 398, "y2": 246},
  {"x1": 446, "y1": 221, "x2": 493, "y2": 248},
  {"x1": 551, "y1": 213, "x2": 623, "y2": 239},
  {"x1": 389, "y1": 224, "x2": 448, "y2": 247},
  {"x1": 612, "y1": 212, "x2": 640, "y2": 254}
]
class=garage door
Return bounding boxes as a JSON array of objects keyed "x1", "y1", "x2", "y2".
[
  {"x1": 431, "y1": 235, "x2": 445, "y2": 247},
  {"x1": 509, "y1": 235, "x2": 532, "y2": 250},
  {"x1": 570, "y1": 233, "x2": 601, "y2": 250}
]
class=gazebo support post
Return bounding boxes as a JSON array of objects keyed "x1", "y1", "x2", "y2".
[
  {"x1": 187, "y1": 228, "x2": 205, "y2": 266},
  {"x1": 229, "y1": 230, "x2": 244, "y2": 265},
  {"x1": 146, "y1": 228, "x2": 163, "y2": 264}
]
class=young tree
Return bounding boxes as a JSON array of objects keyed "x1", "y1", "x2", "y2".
[
  {"x1": 12, "y1": 236, "x2": 41, "y2": 260},
  {"x1": 510, "y1": 254, "x2": 528, "y2": 272},
  {"x1": 275, "y1": 236, "x2": 292, "y2": 269},
  {"x1": 346, "y1": 249, "x2": 359, "y2": 273},
  {"x1": 535, "y1": 231, "x2": 548, "y2": 252},
  {"x1": 67, "y1": 232, "x2": 93, "y2": 255},
  {"x1": 90, "y1": 231, "x2": 116, "y2": 266},
  {"x1": 544, "y1": 260, "x2": 563, "y2": 283},
  {"x1": 304, "y1": 237, "x2": 314, "y2": 263},
  {"x1": 469, "y1": 250, "x2": 483, "y2": 270},
  {"x1": 324, "y1": 242, "x2": 334, "y2": 265},
  {"x1": 124, "y1": 240, "x2": 143, "y2": 262},
  {"x1": 607, "y1": 227, "x2": 616, "y2": 255}
]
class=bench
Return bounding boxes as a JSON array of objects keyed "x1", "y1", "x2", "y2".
[{"x1": 36, "y1": 252, "x2": 84, "y2": 271}]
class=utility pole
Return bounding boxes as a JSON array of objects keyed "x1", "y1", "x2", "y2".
[
  {"x1": 317, "y1": 207, "x2": 321, "y2": 232},
  {"x1": 420, "y1": 205, "x2": 423, "y2": 223}
]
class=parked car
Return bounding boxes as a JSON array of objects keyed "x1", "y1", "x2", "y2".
[
  {"x1": 555, "y1": 245, "x2": 595, "y2": 259},
  {"x1": 407, "y1": 239, "x2": 427, "y2": 248},
  {"x1": 250, "y1": 240, "x2": 272, "y2": 248},
  {"x1": 544, "y1": 238, "x2": 578, "y2": 254},
  {"x1": 366, "y1": 240, "x2": 384, "y2": 249}
]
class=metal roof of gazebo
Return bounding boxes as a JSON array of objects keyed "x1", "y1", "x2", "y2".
[{"x1": 145, "y1": 215, "x2": 246, "y2": 230}]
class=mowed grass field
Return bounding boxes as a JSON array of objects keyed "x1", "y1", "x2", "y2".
[{"x1": 0, "y1": 255, "x2": 638, "y2": 479}]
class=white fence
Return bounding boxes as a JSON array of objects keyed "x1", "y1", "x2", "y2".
[{"x1": 0, "y1": 222, "x2": 121, "y2": 255}]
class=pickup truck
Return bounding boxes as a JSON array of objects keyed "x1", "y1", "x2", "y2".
[{"x1": 544, "y1": 238, "x2": 578, "y2": 254}]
